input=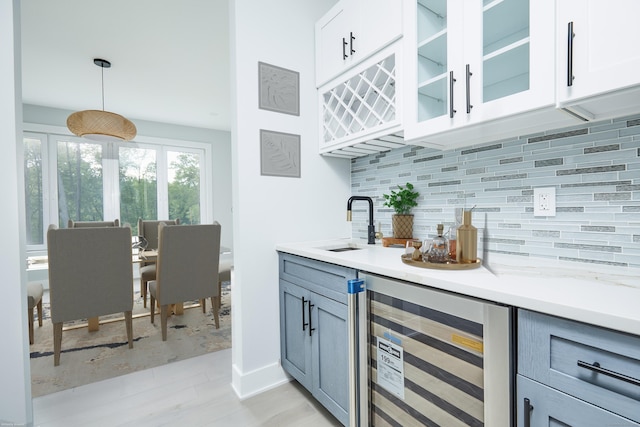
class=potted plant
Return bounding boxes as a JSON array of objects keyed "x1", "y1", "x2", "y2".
[{"x1": 382, "y1": 182, "x2": 420, "y2": 239}]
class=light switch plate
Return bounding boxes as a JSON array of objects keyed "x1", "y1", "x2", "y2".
[{"x1": 534, "y1": 187, "x2": 556, "y2": 217}]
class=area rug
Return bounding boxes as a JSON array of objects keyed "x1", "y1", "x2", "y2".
[{"x1": 29, "y1": 282, "x2": 231, "y2": 397}]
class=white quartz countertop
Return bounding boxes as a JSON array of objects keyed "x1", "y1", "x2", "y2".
[{"x1": 276, "y1": 238, "x2": 640, "y2": 336}]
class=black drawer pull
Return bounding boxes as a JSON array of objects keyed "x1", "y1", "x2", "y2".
[
  {"x1": 301, "y1": 296, "x2": 308, "y2": 331},
  {"x1": 308, "y1": 302, "x2": 315, "y2": 336},
  {"x1": 524, "y1": 398, "x2": 534, "y2": 427},
  {"x1": 577, "y1": 360, "x2": 640, "y2": 387}
]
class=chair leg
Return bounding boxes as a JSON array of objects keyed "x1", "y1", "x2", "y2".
[
  {"x1": 53, "y1": 322, "x2": 63, "y2": 366},
  {"x1": 209, "y1": 279, "x2": 223, "y2": 329},
  {"x1": 150, "y1": 294, "x2": 155, "y2": 324},
  {"x1": 212, "y1": 297, "x2": 220, "y2": 329},
  {"x1": 160, "y1": 305, "x2": 168, "y2": 341},
  {"x1": 141, "y1": 279, "x2": 147, "y2": 308},
  {"x1": 201, "y1": 298, "x2": 206, "y2": 313},
  {"x1": 28, "y1": 307, "x2": 34, "y2": 345},
  {"x1": 37, "y1": 299, "x2": 43, "y2": 327},
  {"x1": 125, "y1": 310, "x2": 133, "y2": 349}
]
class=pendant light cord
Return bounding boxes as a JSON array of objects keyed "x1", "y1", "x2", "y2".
[{"x1": 101, "y1": 64, "x2": 105, "y2": 111}]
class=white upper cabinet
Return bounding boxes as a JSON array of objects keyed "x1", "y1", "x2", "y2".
[
  {"x1": 404, "y1": 0, "x2": 558, "y2": 148},
  {"x1": 556, "y1": 0, "x2": 640, "y2": 120},
  {"x1": 315, "y1": 0, "x2": 402, "y2": 88}
]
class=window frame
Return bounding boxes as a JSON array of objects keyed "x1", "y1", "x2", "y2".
[{"x1": 23, "y1": 125, "x2": 212, "y2": 254}]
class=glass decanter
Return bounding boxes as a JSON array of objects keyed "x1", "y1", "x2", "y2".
[{"x1": 425, "y1": 224, "x2": 450, "y2": 263}]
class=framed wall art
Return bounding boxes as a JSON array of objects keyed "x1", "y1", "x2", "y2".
[
  {"x1": 258, "y1": 62, "x2": 300, "y2": 116},
  {"x1": 260, "y1": 129, "x2": 301, "y2": 178}
]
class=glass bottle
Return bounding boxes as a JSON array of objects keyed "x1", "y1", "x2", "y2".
[
  {"x1": 426, "y1": 224, "x2": 449, "y2": 263},
  {"x1": 456, "y1": 210, "x2": 477, "y2": 263}
]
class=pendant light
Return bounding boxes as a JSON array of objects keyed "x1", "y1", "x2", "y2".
[{"x1": 67, "y1": 58, "x2": 137, "y2": 142}]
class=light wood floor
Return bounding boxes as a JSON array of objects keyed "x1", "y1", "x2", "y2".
[{"x1": 32, "y1": 349, "x2": 342, "y2": 426}]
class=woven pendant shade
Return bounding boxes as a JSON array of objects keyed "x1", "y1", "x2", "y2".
[
  {"x1": 67, "y1": 110, "x2": 137, "y2": 141},
  {"x1": 67, "y1": 58, "x2": 136, "y2": 142}
]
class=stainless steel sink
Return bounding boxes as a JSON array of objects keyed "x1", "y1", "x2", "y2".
[{"x1": 327, "y1": 247, "x2": 363, "y2": 252}]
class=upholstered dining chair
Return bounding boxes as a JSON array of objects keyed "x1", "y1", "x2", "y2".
[
  {"x1": 68, "y1": 219, "x2": 120, "y2": 228},
  {"x1": 27, "y1": 282, "x2": 44, "y2": 345},
  {"x1": 137, "y1": 218, "x2": 180, "y2": 308},
  {"x1": 212, "y1": 252, "x2": 233, "y2": 312},
  {"x1": 47, "y1": 225, "x2": 134, "y2": 366},
  {"x1": 148, "y1": 222, "x2": 221, "y2": 341}
]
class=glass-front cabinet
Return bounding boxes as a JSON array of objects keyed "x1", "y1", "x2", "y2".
[{"x1": 404, "y1": 0, "x2": 556, "y2": 147}]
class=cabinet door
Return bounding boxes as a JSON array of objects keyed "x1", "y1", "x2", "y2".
[
  {"x1": 474, "y1": 0, "x2": 555, "y2": 122},
  {"x1": 556, "y1": 0, "x2": 640, "y2": 108},
  {"x1": 357, "y1": 0, "x2": 403, "y2": 64},
  {"x1": 404, "y1": 0, "x2": 556, "y2": 145},
  {"x1": 316, "y1": 0, "x2": 403, "y2": 88},
  {"x1": 316, "y1": 2, "x2": 357, "y2": 88},
  {"x1": 279, "y1": 280, "x2": 312, "y2": 391},
  {"x1": 517, "y1": 375, "x2": 640, "y2": 427},
  {"x1": 311, "y1": 292, "x2": 349, "y2": 426},
  {"x1": 404, "y1": 0, "x2": 464, "y2": 139}
]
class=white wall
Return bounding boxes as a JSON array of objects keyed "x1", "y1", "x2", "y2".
[
  {"x1": 0, "y1": 0, "x2": 33, "y2": 424},
  {"x1": 230, "y1": 0, "x2": 351, "y2": 397}
]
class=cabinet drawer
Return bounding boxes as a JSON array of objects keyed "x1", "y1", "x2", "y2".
[
  {"x1": 518, "y1": 310, "x2": 640, "y2": 423},
  {"x1": 279, "y1": 253, "x2": 356, "y2": 304},
  {"x1": 517, "y1": 375, "x2": 640, "y2": 427}
]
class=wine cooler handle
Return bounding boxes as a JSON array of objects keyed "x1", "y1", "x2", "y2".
[
  {"x1": 449, "y1": 71, "x2": 456, "y2": 118},
  {"x1": 524, "y1": 397, "x2": 534, "y2": 427},
  {"x1": 567, "y1": 21, "x2": 575, "y2": 87},
  {"x1": 578, "y1": 360, "x2": 640, "y2": 386}
]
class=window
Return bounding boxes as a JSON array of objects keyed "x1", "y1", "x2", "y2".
[
  {"x1": 23, "y1": 132, "x2": 210, "y2": 248},
  {"x1": 56, "y1": 139, "x2": 104, "y2": 226},
  {"x1": 119, "y1": 146, "x2": 157, "y2": 233},
  {"x1": 24, "y1": 134, "x2": 46, "y2": 246},
  {"x1": 168, "y1": 150, "x2": 201, "y2": 225}
]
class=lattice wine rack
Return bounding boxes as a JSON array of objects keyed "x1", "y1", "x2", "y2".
[{"x1": 321, "y1": 54, "x2": 396, "y2": 146}]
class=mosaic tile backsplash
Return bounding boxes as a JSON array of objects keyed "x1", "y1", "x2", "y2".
[{"x1": 350, "y1": 114, "x2": 640, "y2": 268}]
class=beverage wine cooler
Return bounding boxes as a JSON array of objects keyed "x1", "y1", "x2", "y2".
[{"x1": 348, "y1": 273, "x2": 513, "y2": 426}]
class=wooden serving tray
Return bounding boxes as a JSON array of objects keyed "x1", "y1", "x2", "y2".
[
  {"x1": 382, "y1": 237, "x2": 415, "y2": 247},
  {"x1": 401, "y1": 254, "x2": 482, "y2": 270}
]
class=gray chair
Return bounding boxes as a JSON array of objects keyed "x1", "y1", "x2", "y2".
[
  {"x1": 212, "y1": 252, "x2": 233, "y2": 311},
  {"x1": 47, "y1": 225, "x2": 134, "y2": 366},
  {"x1": 137, "y1": 218, "x2": 180, "y2": 308},
  {"x1": 68, "y1": 219, "x2": 120, "y2": 228},
  {"x1": 149, "y1": 222, "x2": 221, "y2": 341},
  {"x1": 27, "y1": 282, "x2": 44, "y2": 345}
]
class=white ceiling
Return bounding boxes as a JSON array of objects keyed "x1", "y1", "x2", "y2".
[{"x1": 20, "y1": 0, "x2": 231, "y2": 131}]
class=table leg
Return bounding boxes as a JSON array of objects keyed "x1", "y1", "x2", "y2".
[
  {"x1": 174, "y1": 302, "x2": 184, "y2": 315},
  {"x1": 88, "y1": 316, "x2": 99, "y2": 331}
]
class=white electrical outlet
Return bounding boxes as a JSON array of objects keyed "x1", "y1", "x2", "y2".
[{"x1": 534, "y1": 187, "x2": 556, "y2": 217}]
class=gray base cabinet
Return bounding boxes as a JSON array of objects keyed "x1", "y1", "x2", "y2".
[
  {"x1": 279, "y1": 253, "x2": 356, "y2": 426},
  {"x1": 517, "y1": 310, "x2": 640, "y2": 426}
]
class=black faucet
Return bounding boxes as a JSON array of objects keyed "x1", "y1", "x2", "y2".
[{"x1": 347, "y1": 196, "x2": 376, "y2": 244}]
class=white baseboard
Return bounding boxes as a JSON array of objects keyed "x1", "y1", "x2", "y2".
[{"x1": 231, "y1": 361, "x2": 291, "y2": 400}]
